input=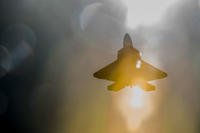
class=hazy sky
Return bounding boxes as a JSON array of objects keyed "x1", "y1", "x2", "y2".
[{"x1": 0, "y1": 0, "x2": 200, "y2": 133}]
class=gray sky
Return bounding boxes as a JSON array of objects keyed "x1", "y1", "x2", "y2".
[{"x1": 0, "y1": 0, "x2": 200, "y2": 133}]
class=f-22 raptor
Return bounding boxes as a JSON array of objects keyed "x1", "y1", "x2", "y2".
[{"x1": 93, "y1": 33, "x2": 167, "y2": 91}]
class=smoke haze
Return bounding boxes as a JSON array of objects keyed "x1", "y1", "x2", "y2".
[{"x1": 0, "y1": 0, "x2": 200, "y2": 133}]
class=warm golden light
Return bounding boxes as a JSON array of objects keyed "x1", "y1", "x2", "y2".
[
  {"x1": 130, "y1": 86, "x2": 144, "y2": 108},
  {"x1": 136, "y1": 60, "x2": 142, "y2": 69},
  {"x1": 113, "y1": 86, "x2": 155, "y2": 131}
]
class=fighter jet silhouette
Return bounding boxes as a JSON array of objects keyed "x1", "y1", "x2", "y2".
[{"x1": 93, "y1": 33, "x2": 167, "y2": 91}]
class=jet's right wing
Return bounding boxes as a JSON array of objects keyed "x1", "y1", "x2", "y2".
[{"x1": 139, "y1": 60, "x2": 167, "y2": 81}]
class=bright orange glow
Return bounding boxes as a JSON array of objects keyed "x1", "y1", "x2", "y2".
[
  {"x1": 130, "y1": 86, "x2": 144, "y2": 108},
  {"x1": 113, "y1": 86, "x2": 155, "y2": 131}
]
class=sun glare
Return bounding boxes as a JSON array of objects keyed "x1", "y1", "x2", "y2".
[
  {"x1": 136, "y1": 60, "x2": 142, "y2": 69},
  {"x1": 114, "y1": 86, "x2": 154, "y2": 131},
  {"x1": 130, "y1": 86, "x2": 144, "y2": 108},
  {"x1": 122, "y1": 0, "x2": 178, "y2": 28}
]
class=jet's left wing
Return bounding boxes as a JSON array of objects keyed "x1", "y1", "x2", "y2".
[
  {"x1": 93, "y1": 61, "x2": 119, "y2": 81},
  {"x1": 139, "y1": 60, "x2": 167, "y2": 81}
]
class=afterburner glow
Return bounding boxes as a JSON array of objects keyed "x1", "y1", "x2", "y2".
[
  {"x1": 115, "y1": 86, "x2": 154, "y2": 131},
  {"x1": 130, "y1": 86, "x2": 144, "y2": 107}
]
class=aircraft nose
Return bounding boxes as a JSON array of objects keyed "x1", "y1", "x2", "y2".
[
  {"x1": 124, "y1": 33, "x2": 131, "y2": 41},
  {"x1": 125, "y1": 33, "x2": 129, "y2": 37},
  {"x1": 123, "y1": 33, "x2": 133, "y2": 48}
]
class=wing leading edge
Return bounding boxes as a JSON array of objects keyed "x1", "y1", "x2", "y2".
[
  {"x1": 93, "y1": 61, "x2": 118, "y2": 81},
  {"x1": 139, "y1": 60, "x2": 167, "y2": 81}
]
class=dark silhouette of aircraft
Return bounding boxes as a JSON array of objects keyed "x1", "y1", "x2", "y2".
[{"x1": 93, "y1": 33, "x2": 167, "y2": 91}]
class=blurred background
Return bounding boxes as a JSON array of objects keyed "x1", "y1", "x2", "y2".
[{"x1": 0, "y1": 0, "x2": 200, "y2": 133}]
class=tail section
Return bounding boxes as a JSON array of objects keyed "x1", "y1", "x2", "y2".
[
  {"x1": 107, "y1": 81, "x2": 155, "y2": 91},
  {"x1": 107, "y1": 82, "x2": 124, "y2": 91},
  {"x1": 138, "y1": 82, "x2": 156, "y2": 91}
]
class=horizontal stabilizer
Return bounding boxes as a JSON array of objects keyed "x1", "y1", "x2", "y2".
[
  {"x1": 107, "y1": 83, "x2": 124, "y2": 91},
  {"x1": 137, "y1": 82, "x2": 156, "y2": 91}
]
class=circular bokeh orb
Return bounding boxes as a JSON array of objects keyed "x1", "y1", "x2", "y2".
[
  {"x1": 0, "y1": 45, "x2": 12, "y2": 77},
  {"x1": 1, "y1": 24, "x2": 36, "y2": 50},
  {"x1": 80, "y1": 2, "x2": 102, "y2": 30}
]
